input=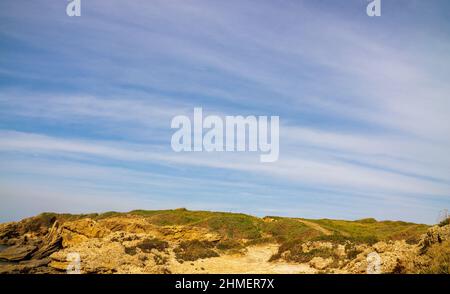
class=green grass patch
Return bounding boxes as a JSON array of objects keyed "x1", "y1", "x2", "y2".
[
  {"x1": 262, "y1": 218, "x2": 320, "y2": 242},
  {"x1": 303, "y1": 218, "x2": 428, "y2": 242},
  {"x1": 200, "y1": 214, "x2": 262, "y2": 240},
  {"x1": 312, "y1": 233, "x2": 379, "y2": 245}
]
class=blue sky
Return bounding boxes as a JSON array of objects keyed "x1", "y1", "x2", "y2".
[{"x1": 0, "y1": 0, "x2": 449, "y2": 224}]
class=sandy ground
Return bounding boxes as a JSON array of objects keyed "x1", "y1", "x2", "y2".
[{"x1": 170, "y1": 244, "x2": 316, "y2": 274}]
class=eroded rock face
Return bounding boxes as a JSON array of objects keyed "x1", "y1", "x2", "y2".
[
  {"x1": 31, "y1": 221, "x2": 62, "y2": 260},
  {"x1": 49, "y1": 230, "x2": 173, "y2": 274},
  {"x1": 0, "y1": 258, "x2": 53, "y2": 274},
  {"x1": 60, "y1": 219, "x2": 110, "y2": 248},
  {"x1": 0, "y1": 245, "x2": 38, "y2": 261},
  {"x1": 342, "y1": 240, "x2": 418, "y2": 274},
  {"x1": 159, "y1": 226, "x2": 221, "y2": 243},
  {"x1": 419, "y1": 224, "x2": 450, "y2": 252},
  {"x1": 0, "y1": 223, "x2": 20, "y2": 242},
  {"x1": 0, "y1": 213, "x2": 449, "y2": 274}
]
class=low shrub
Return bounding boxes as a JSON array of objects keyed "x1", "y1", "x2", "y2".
[
  {"x1": 137, "y1": 238, "x2": 169, "y2": 253},
  {"x1": 174, "y1": 240, "x2": 219, "y2": 261},
  {"x1": 269, "y1": 238, "x2": 339, "y2": 263},
  {"x1": 312, "y1": 233, "x2": 378, "y2": 245},
  {"x1": 420, "y1": 240, "x2": 450, "y2": 274},
  {"x1": 216, "y1": 239, "x2": 242, "y2": 250},
  {"x1": 439, "y1": 218, "x2": 450, "y2": 227}
]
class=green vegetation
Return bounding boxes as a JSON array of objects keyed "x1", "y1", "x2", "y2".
[
  {"x1": 21, "y1": 212, "x2": 99, "y2": 234},
  {"x1": 312, "y1": 233, "x2": 379, "y2": 245},
  {"x1": 269, "y1": 240, "x2": 339, "y2": 263},
  {"x1": 439, "y1": 218, "x2": 450, "y2": 227},
  {"x1": 301, "y1": 218, "x2": 428, "y2": 243},
  {"x1": 262, "y1": 218, "x2": 319, "y2": 242},
  {"x1": 174, "y1": 240, "x2": 219, "y2": 262},
  {"x1": 420, "y1": 240, "x2": 450, "y2": 274},
  {"x1": 28, "y1": 209, "x2": 429, "y2": 254},
  {"x1": 153, "y1": 254, "x2": 168, "y2": 265},
  {"x1": 130, "y1": 209, "x2": 265, "y2": 240},
  {"x1": 216, "y1": 239, "x2": 243, "y2": 250},
  {"x1": 200, "y1": 215, "x2": 262, "y2": 240},
  {"x1": 124, "y1": 246, "x2": 137, "y2": 255},
  {"x1": 96, "y1": 211, "x2": 122, "y2": 219},
  {"x1": 124, "y1": 238, "x2": 168, "y2": 255},
  {"x1": 345, "y1": 243, "x2": 362, "y2": 260},
  {"x1": 129, "y1": 208, "x2": 217, "y2": 226},
  {"x1": 137, "y1": 238, "x2": 169, "y2": 253},
  {"x1": 30, "y1": 209, "x2": 429, "y2": 246}
]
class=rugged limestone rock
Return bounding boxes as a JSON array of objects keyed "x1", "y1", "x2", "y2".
[
  {"x1": 60, "y1": 219, "x2": 109, "y2": 248},
  {"x1": 0, "y1": 244, "x2": 37, "y2": 261},
  {"x1": 49, "y1": 231, "x2": 171, "y2": 274},
  {"x1": 0, "y1": 223, "x2": 20, "y2": 242},
  {"x1": 0, "y1": 212, "x2": 448, "y2": 274},
  {"x1": 32, "y1": 221, "x2": 62, "y2": 259},
  {"x1": 309, "y1": 257, "x2": 333, "y2": 270},
  {"x1": 341, "y1": 240, "x2": 417, "y2": 274},
  {"x1": 419, "y1": 224, "x2": 450, "y2": 252},
  {"x1": 159, "y1": 226, "x2": 221, "y2": 243},
  {"x1": 100, "y1": 216, "x2": 155, "y2": 234},
  {"x1": 0, "y1": 258, "x2": 52, "y2": 274}
]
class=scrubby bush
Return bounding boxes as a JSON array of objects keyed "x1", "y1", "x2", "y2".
[
  {"x1": 174, "y1": 240, "x2": 219, "y2": 261},
  {"x1": 124, "y1": 246, "x2": 137, "y2": 255},
  {"x1": 420, "y1": 240, "x2": 450, "y2": 274},
  {"x1": 269, "y1": 238, "x2": 339, "y2": 263},
  {"x1": 312, "y1": 233, "x2": 378, "y2": 245},
  {"x1": 262, "y1": 219, "x2": 319, "y2": 243},
  {"x1": 344, "y1": 243, "x2": 362, "y2": 260},
  {"x1": 439, "y1": 218, "x2": 450, "y2": 227},
  {"x1": 216, "y1": 239, "x2": 242, "y2": 250},
  {"x1": 137, "y1": 238, "x2": 169, "y2": 252}
]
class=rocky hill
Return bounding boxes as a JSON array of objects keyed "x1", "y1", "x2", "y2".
[{"x1": 0, "y1": 209, "x2": 448, "y2": 274}]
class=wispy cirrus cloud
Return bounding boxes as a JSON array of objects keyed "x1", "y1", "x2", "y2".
[{"x1": 0, "y1": 0, "x2": 449, "y2": 223}]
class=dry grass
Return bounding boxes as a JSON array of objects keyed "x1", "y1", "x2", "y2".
[{"x1": 420, "y1": 240, "x2": 450, "y2": 274}]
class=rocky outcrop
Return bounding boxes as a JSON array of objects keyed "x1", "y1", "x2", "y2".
[
  {"x1": 0, "y1": 244, "x2": 38, "y2": 261},
  {"x1": 309, "y1": 257, "x2": 333, "y2": 270},
  {"x1": 48, "y1": 231, "x2": 172, "y2": 274},
  {"x1": 419, "y1": 224, "x2": 450, "y2": 252},
  {"x1": 0, "y1": 213, "x2": 449, "y2": 274},
  {"x1": 342, "y1": 240, "x2": 417, "y2": 274},
  {"x1": 59, "y1": 219, "x2": 109, "y2": 248},
  {"x1": 0, "y1": 223, "x2": 20, "y2": 242},
  {"x1": 0, "y1": 258, "x2": 53, "y2": 274},
  {"x1": 31, "y1": 221, "x2": 62, "y2": 259}
]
